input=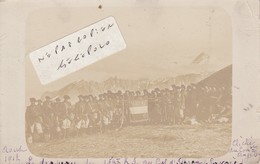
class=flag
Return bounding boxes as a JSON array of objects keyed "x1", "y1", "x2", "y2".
[{"x1": 129, "y1": 100, "x2": 149, "y2": 123}]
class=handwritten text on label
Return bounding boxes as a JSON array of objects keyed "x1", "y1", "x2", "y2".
[{"x1": 29, "y1": 17, "x2": 126, "y2": 85}]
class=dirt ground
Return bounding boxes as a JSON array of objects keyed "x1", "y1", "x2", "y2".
[{"x1": 28, "y1": 123, "x2": 231, "y2": 158}]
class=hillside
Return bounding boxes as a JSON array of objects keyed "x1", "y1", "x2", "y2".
[{"x1": 41, "y1": 72, "x2": 211, "y2": 103}]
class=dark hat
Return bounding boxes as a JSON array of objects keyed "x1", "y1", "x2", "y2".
[
  {"x1": 30, "y1": 98, "x2": 36, "y2": 102},
  {"x1": 88, "y1": 95, "x2": 94, "y2": 100},
  {"x1": 78, "y1": 95, "x2": 83, "y2": 98},
  {"x1": 171, "y1": 84, "x2": 177, "y2": 88},
  {"x1": 191, "y1": 83, "x2": 196, "y2": 86},
  {"x1": 143, "y1": 89, "x2": 148, "y2": 94},
  {"x1": 63, "y1": 95, "x2": 70, "y2": 99},
  {"x1": 45, "y1": 96, "x2": 51, "y2": 100},
  {"x1": 124, "y1": 91, "x2": 130, "y2": 96}
]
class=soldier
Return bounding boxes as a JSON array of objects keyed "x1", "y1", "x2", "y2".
[
  {"x1": 82, "y1": 95, "x2": 90, "y2": 115},
  {"x1": 122, "y1": 91, "x2": 131, "y2": 126},
  {"x1": 81, "y1": 95, "x2": 91, "y2": 133},
  {"x1": 165, "y1": 89, "x2": 173, "y2": 124},
  {"x1": 97, "y1": 94, "x2": 110, "y2": 133},
  {"x1": 112, "y1": 93, "x2": 123, "y2": 129},
  {"x1": 106, "y1": 92, "x2": 115, "y2": 130},
  {"x1": 190, "y1": 84, "x2": 199, "y2": 119},
  {"x1": 160, "y1": 89, "x2": 168, "y2": 124},
  {"x1": 185, "y1": 85, "x2": 193, "y2": 118},
  {"x1": 168, "y1": 89, "x2": 176, "y2": 124},
  {"x1": 50, "y1": 97, "x2": 63, "y2": 139},
  {"x1": 26, "y1": 98, "x2": 43, "y2": 142},
  {"x1": 88, "y1": 95, "x2": 101, "y2": 133},
  {"x1": 74, "y1": 95, "x2": 87, "y2": 135},
  {"x1": 37, "y1": 99, "x2": 49, "y2": 140},
  {"x1": 148, "y1": 90, "x2": 156, "y2": 124},
  {"x1": 63, "y1": 95, "x2": 73, "y2": 115},
  {"x1": 40, "y1": 96, "x2": 52, "y2": 139},
  {"x1": 135, "y1": 91, "x2": 142, "y2": 101},
  {"x1": 42, "y1": 96, "x2": 53, "y2": 118},
  {"x1": 36, "y1": 99, "x2": 44, "y2": 123},
  {"x1": 75, "y1": 95, "x2": 86, "y2": 120},
  {"x1": 175, "y1": 87, "x2": 185, "y2": 124},
  {"x1": 156, "y1": 89, "x2": 166, "y2": 124},
  {"x1": 42, "y1": 96, "x2": 59, "y2": 140},
  {"x1": 60, "y1": 95, "x2": 73, "y2": 138},
  {"x1": 153, "y1": 90, "x2": 161, "y2": 124},
  {"x1": 170, "y1": 85, "x2": 178, "y2": 124},
  {"x1": 53, "y1": 98, "x2": 63, "y2": 118}
]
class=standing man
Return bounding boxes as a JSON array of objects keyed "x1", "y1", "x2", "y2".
[
  {"x1": 61, "y1": 95, "x2": 72, "y2": 138},
  {"x1": 26, "y1": 98, "x2": 43, "y2": 142},
  {"x1": 75, "y1": 95, "x2": 87, "y2": 135},
  {"x1": 75, "y1": 95, "x2": 86, "y2": 120},
  {"x1": 42, "y1": 96, "x2": 56, "y2": 140}
]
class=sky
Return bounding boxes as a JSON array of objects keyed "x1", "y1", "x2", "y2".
[{"x1": 25, "y1": 6, "x2": 232, "y2": 99}]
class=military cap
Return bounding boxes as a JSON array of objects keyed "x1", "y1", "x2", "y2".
[
  {"x1": 171, "y1": 84, "x2": 177, "y2": 88},
  {"x1": 78, "y1": 95, "x2": 83, "y2": 98},
  {"x1": 30, "y1": 98, "x2": 36, "y2": 102},
  {"x1": 63, "y1": 95, "x2": 70, "y2": 99},
  {"x1": 45, "y1": 96, "x2": 51, "y2": 100}
]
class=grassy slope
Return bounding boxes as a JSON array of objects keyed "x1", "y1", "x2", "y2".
[{"x1": 28, "y1": 124, "x2": 231, "y2": 158}]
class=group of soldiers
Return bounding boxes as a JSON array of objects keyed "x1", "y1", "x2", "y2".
[{"x1": 26, "y1": 84, "x2": 231, "y2": 143}]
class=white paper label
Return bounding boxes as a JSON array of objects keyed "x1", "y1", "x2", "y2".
[{"x1": 29, "y1": 17, "x2": 126, "y2": 85}]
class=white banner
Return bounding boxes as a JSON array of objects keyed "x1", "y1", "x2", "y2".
[{"x1": 129, "y1": 106, "x2": 148, "y2": 115}]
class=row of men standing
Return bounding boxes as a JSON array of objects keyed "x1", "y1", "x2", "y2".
[{"x1": 26, "y1": 84, "x2": 231, "y2": 142}]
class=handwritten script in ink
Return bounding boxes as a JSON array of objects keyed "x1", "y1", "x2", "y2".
[
  {"x1": 2, "y1": 145, "x2": 27, "y2": 163},
  {"x1": 230, "y1": 136, "x2": 260, "y2": 163},
  {"x1": 29, "y1": 17, "x2": 126, "y2": 85},
  {"x1": 22, "y1": 157, "x2": 245, "y2": 164}
]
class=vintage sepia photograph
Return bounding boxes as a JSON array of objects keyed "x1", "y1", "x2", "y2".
[{"x1": 25, "y1": 6, "x2": 232, "y2": 158}]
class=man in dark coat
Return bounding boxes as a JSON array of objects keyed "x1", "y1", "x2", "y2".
[{"x1": 26, "y1": 98, "x2": 43, "y2": 142}]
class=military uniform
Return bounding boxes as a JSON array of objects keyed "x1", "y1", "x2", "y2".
[{"x1": 26, "y1": 98, "x2": 44, "y2": 142}]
